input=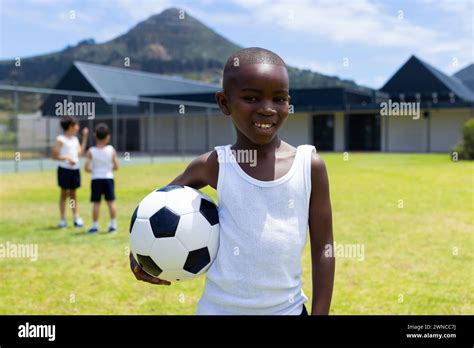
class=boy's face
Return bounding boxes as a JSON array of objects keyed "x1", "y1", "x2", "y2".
[
  {"x1": 67, "y1": 123, "x2": 79, "y2": 134},
  {"x1": 217, "y1": 64, "x2": 291, "y2": 145}
]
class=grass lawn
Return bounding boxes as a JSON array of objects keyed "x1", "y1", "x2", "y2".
[{"x1": 0, "y1": 153, "x2": 472, "y2": 314}]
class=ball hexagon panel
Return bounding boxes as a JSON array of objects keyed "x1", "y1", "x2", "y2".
[
  {"x1": 149, "y1": 237, "x2": 189, "y2": 271},
  {"x1": 130, "y1": 218, "x2": 156, "y2": 255},
  {"x1": 164, "y1": 186, "x2": 202, "y2": 216},
  {"x1": 149, "y1": 207, "x2": 180, "y2": 238},
  {"x1": 183, "y1": 247, "x2": 211, "y2": 274},
  {"x1": 175, "y1": 212, "x2": 212, "y2": 252},
  {"x1": 136, "y1": 254, "x2": 163, "y2": 277},
  {"x1": 137, "y1": 191, "x2": 167, "y2": 219},
  {"x1": 199, "y1": 198, "x2": 219, "y2": 226}
]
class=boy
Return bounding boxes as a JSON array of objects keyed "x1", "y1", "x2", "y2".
[
  {"x1": 51, "y1": 115, "x2": 88, "y2": 229},
  {"x1": 84, "y1": 123, "x2": 119, "y2": 234},
  {"x1": 130, "y1": 47, "x2": 335, "y2": 315}
]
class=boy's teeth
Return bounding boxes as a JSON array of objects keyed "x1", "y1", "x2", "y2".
[{"x1": 254, "y1": 122, "x2": 272, "y2": 129}]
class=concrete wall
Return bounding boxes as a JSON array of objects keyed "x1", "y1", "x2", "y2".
[
  {"x1": 139, "y1": 107, "x2": 472, "y2": 154},
  {"x1": 141, "y1": 115, "x2": 236, "y2": 153},
  {"x1": 334, "y1": 112, "x2": 345, "y2": 151},
  {"x1": 382, "y1": 107, "x2": 472, "y2": 152},
  {"x1": 430, "y1": 108, "x2": 473, "y2": 152},
  {"x1": 17, "y1": 113, "x2": 61, "y2": 150},
  {"x1": 279, "y1": 112, "x2": 310, "y2": 146}
]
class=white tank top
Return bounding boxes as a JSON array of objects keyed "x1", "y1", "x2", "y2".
[
  {"x1": 89, "y1": 145, "x2": 115, "y2": 179},
  {"x1": 57, "y1": 134, "x2": 80, "y2": 170},
  {"x1": 196, "y1": 144, "x2": 316, "y2": 315}
]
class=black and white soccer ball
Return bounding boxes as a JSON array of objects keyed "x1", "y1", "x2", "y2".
[{"x1": 129, "y1": 185, "x2": 219, "y2": 282}]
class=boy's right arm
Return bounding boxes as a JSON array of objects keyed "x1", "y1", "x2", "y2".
[
  {"x1": 167, "y1": 150, "x2": 218, "y2": 189},
  {"x1": 130, "y1": 150, "x2": 218, "y2": 285}
]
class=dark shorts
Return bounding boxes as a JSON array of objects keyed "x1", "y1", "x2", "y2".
[
  {"x1": 300, "y1": 305, "x2": 308, "y2": 316},
  {"x1": 91, "y1": 179, "x2": 115, "y2": 202},
  {"x1": 57, "y1": 167, "x2": 81, "y2": 189}
]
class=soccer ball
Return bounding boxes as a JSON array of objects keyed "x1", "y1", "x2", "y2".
[{"x1": 129, "y1": 185, "x2": 219, "y2": 282}]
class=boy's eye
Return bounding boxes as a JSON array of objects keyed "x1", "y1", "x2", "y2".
[
  {"x1": 274, "y1": 97, "x2": 288, "y2": 102},
  {"x1": 243, "y1": 96, "x2": 258, "y2": 102}
]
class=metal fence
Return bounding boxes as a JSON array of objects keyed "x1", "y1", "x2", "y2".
[{"x1": 0, "y1": 84, "x2": 224, "y2": 173}]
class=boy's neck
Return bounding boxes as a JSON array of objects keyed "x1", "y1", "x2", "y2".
[
  {"x1": 95, "y1": 141, "x2": 108, "y2": 148},
  {"x1": 64, "y1": 131, "x2": 75, "y2": 137},
  {"x1": 233, "y1": 134, "x2": 283, "y2": 156}
]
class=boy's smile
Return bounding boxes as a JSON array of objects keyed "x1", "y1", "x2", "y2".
[{"x1": 217, "y1": 63, "x2": 291, "y2": 146}]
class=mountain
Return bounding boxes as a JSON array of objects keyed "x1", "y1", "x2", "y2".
[
  {"x1": 453, "y1": 63, "x2": 474, "y2": 92},
  {"x1": 0, "y1": 7, "x2": 363, "y2": 90}
]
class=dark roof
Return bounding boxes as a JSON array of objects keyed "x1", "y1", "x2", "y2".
[
  {"x1": 144, "y1": 87, "x2": 383, "y2": 113},
  {"x1": 453, "y1": 63, "x2": 474, "y2": 92},
  {"x1": 381, "y1": 55, "x2": 474, "y2": 103},
  {"x1": 59, "y1": 61, "x2": 220, "y2": 106}
]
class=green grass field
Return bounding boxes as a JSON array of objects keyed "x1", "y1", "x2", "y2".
[{"x1": 0, "y1": 153, "x2": 472, "y2": 314}]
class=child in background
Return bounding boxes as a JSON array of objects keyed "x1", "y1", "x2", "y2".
[
  {"x1": 85, "y1": 123, "x2": 119, "y2": 234},
  {"x1": 51, "y1": 115, "x2": 88, "y2": 229}
]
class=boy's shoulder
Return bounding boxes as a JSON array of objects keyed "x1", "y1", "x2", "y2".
[
  {"x1": 309, "y1": 150, "x2": 328, "y2": 189},
  {"x1": 192, "y1": 149, "x2": 218, "y2": 170},
  {"x1": 182, "y1": 150, "x2": 218, "y2": 189},
  {"x1": 56, "y1": 134, "x2": 78, "y2": 142}
]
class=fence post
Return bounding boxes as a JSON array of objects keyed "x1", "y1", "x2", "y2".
[
  {"x1": 180, "y1": 112, "x2": 185, "y2": 162},
  {"x1": 13, "y1": 90, "x2": 19, "y2": 173},
  {"x1": 205, "y1": 108, "x2": 211, "y2": 151},
  {"x1": 112, "y1": 103, "x2": 118, "y2": 149},
  {"x1": 149, "y1": 102, "x2": 154, "y2": 164}
]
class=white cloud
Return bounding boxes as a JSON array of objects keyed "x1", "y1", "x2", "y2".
[{"x1": 285, "y1": 57, "x2": 342, "y2": 75}]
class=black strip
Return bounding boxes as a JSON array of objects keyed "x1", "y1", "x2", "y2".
[{"x1": 0, "y1": 315, "x2": 471, "y2": 346}]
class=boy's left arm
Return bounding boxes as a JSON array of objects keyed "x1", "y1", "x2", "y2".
[
  {"x1": 84, "y1": 150, "x2": 92, "y2": 173},
  {"x1": 112, "y1": 149, "x2": 119, "y2": 170},
  {"x1": 308, "y1": 153, "x2": 335, "y2": 315},
  {"x1": 78, "y1": 127, "x2": 89, "y2": 156}
]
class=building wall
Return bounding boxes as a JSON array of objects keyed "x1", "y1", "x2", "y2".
[
  {"x1": 18, "y1": 113, "x2": 61, "y2": 150},
  {"x1": 141, "y1": 115, "x2": 236, "y2": 153},
  {"x1": 279, "y1": 112, "x2": 310, "y2": 146},
  {"x1": 429, "y1": 108, "x2": 473, "y2": 152},
  {"x1": 334, "y1": 112, "x2": 345, "y2": 151},
  {"x1": 383, "y1": 107, "x2": 472, "y2": 152},
  {"x1": 384, "y1": 114, "x2": 428, "y2": 152},
  {"x1": 141, "y1": 113, "x2": 311, "y2": 153},
  {"x1": 138, "y1": 107, "x2": 472, "y2": 154}
]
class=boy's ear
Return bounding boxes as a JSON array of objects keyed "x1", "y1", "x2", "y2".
[{"x1": 215, "y1": 91, "x2": 231, "y2": 116}]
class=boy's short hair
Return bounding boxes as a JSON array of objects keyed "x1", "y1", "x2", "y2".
[
  {"x1": 94, "y1": 123, "x2": 110, "y2": 140},
  {"x1": 223, "y1": 47, "x2": 287, "y2": 91},
  {"x1": 60, "y1": 115, "x2": 78, "y2": 131}
]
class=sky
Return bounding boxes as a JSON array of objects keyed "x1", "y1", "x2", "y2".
[{"x1": 0, "y1": 0, "x2": 472, "y2": 88}]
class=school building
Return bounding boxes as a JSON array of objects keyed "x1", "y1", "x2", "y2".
[{"x1": 40, "y1": 55, "x2": 474, "y2": 153}]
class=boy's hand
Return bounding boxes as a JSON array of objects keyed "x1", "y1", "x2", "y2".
[
  {"x1": 129, "y1": 253, "x2": 171, "y2": 286},
  {"x1": 82, "y1": 127, "x2": 89, "y2": 137},
  {"x1": 66, "y1": 156, "x2": 77, "y2": 165}
]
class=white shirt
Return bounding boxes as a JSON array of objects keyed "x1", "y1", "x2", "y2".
[
  {"x1": 89, "y1": 145, "x2": 115, "y2": 179},
  {"x1": 57, "y1": 134, "x2": 80, "y2": 170},
  {"x1": 196, "y1": 144, "x2": 315, "y2": 315}
]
